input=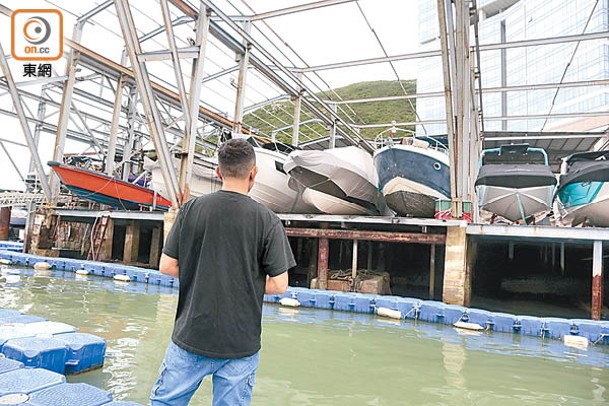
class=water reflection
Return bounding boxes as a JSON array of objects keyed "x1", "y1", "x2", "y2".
[{"x1": 0, "y1": 269, "x2": 607, "y2": 405}]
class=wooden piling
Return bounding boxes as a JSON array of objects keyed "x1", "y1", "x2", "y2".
[
  {"x1": 0, "y1": 207, "x2": 11, "y2": 241},
  {"x1": 591, "y1": 240, "x2": 603, "y2": 321}
]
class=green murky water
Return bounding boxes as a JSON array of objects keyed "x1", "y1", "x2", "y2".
[{"x1": 1, "y1": 268, "x2": 608, "y2": 405}]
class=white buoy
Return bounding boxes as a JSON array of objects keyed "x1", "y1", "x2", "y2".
[
  {"x1": 564, "y1": 335, "x2": 589, "y2": 349},
  {"x1": 453, "y1": 321, "x2": 485, "y2": 331},
  {"x1": 0, "y1": 259, "x2": 11, "y2": 265},
  {"x1": 75, "y1": 269, "x2": 90, "y2": 276},
  {"x1": 33, "y1": 262, "x2": 51, "y2": 270},
  {"x1": 279, "y1": 297, "x2": 300, "y2": 307},
  {"x1": 377, "y1": 307, "x2": 402, "y2": 320},
  {"x1": 113, "y1": 274, "x2": 131, "y2": 283}
]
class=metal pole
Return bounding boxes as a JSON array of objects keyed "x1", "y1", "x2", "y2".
[
  {"x1": 351, "y1": 239, "x2": 358, "y2": 289},
  {"x1": 436, "y1": 0, "x2": 458, "y2": 206},
  {"x1": 0, "y1": 43, "x2": 51, "y2": 199},
  {"x1": 318, "y1": 237, "x2": 329, "y2": 290},
  {"x1": 591, "y1": 240, "x2": 603, "y2": 321},
  {"x1": 52, "y1": 22, "x2": 84, "y2": 202},
  {"x1": 292, "y1": 73, "x2": 303, "y2": 146},
  {"x1": 107, "y1": 75, "x2": 127, "y2": 175},
  {"x1": 122, "y1": 85, "x2": 137, "y2": 181},
  {"x1": 329, "y1": 103, "x2": 337, "y2": 149},
  {"x1": 115, "y1": 0, "x2": 180, "y2": 207},
  {"x1": 233, "y1": 20, "x2": 252, "y2": 134},
  {"x1": 179, "y1": 5, "x2": 210, "y2": 201},
  {"x1": 429, "y1": 244, "x2": 436, "y2": 299},
  {"x1": 31, "y1": 85, "x2": 48, "y2": 177},
  {"x1": 160, "y1": 0, "x2": 191, "y2": 125}
]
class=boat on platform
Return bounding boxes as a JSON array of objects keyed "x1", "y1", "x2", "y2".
[
  {"x1": 373, "y1": 137, "x2": 450, "y2": 218},
  {"x1": 284, "y1": 146, "x2": 383, "y2": 215},
  {"x1": 245, "y1": 137, "x2": 315, "y2": 213},
  {"x1": 145, "y1": 137, "x2": 313, "y2": 213},
  {"x1": 555, "y1": 150, "x2": 609, "y2": 227},
  {"x1": 475, "y1": 144, "x2": 556, "y2": 223},
  {"x1": 48, "y1": 161, "x2": 171, "y2": 211},
  {"x1": 143, "y1": 156, "x2": 221, "y2": 198}
]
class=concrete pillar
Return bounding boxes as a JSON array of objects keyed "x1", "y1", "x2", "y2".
[
  {"x1": 0, "y1": 207, "x2": 11, "y2": 240},
  {"x1": 98, "y1": 218, "x2": 114, "y2": 261},
  {"x1": 591, "y1": 240, "x2": 603, "y2": 321},
  {"x1": 351, "y1": 239, "x2": 358, "y2": 290},
  {"x1": 149, "y1": 226, "x2": 162, "y2": 267},
  {"x1": 123, "y1": 221, "x2": 140, "y2": 263},
  {"x1": 318, "y1": 237, "x2": 329, "y2": 290},
  {"x1": 163, "y1": 209, "x2": 177, "y2": 243},
  {"x1": 442, "y1": 225, "x2": 471, "y2": 306}
]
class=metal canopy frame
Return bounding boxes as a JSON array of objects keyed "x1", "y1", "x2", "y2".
[{"x1": 0, "y1": 0, "x2": 606, "y2": 209}]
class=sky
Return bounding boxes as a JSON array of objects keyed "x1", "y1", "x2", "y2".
[{"x1": 0, "y1": 0, "x2": 422, "y2": 191}]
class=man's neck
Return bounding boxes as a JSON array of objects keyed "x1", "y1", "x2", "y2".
[{"x1": 221, "y1": 179, "x2": 250, "y2": 195}]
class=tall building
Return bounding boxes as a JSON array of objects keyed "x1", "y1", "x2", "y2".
[{"x1": 416, "y1": 0, "x2": 609, "y2": 136}]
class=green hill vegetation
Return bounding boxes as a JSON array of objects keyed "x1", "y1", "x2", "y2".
[{"x1": 243, "y1": 80, "x2": 416, "y2": 144}]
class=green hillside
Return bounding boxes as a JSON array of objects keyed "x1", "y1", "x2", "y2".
[{"x1": 243, "y1": 80, "x2": 416, "y2": 144}]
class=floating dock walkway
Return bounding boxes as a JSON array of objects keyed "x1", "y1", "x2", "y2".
[{"x1": 1, "y1": 249, "x2": 608, "y2": 347}]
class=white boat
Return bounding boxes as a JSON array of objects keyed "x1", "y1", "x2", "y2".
[
  {"x1": 144, "y1": 140, "x2": 313, "y2": 213},
  {"x1": 284, "y1": 146, "x2": 383, "y2": 215},
  {"x1": 555, "y1": 150, "x2": 609, "y2": 227},
  {"x1": 373, "y1": 137, "x2": 450, "y2": 218},
  {"x1": 249, "y1": 143, "x2": 314, "y2": 213},
  {"x1": 475, "y1": 144, "x2": 556, "y2": 223},
  {"x1": 143, "y1": 156, "x2": 221, "y2": 198}
]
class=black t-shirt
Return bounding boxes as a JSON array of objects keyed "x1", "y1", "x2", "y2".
[{"x1": 163, "y1": 190, "x2": 296, "y2": 358}]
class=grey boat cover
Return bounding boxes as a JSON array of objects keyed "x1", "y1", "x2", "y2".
[
  {"x1": 558, "y1": 150, "x2": 609, "y2": 188},
  {"x1": 475, "y1": 164, "x2": 557, "y2": 188}
]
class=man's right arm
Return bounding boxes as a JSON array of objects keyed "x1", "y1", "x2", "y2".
[{"x1": 265, "y1": 272, "x2": 288, "y2": 294}]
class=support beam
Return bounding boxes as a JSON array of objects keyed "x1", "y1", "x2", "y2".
[
  {"x1": 149, "y1": 226, "x2": 162, "y2": 267},
  {"x1": 233, "y1": 21, "x2": 252, "y2": 134},
  {"x1": 429, "y1": 244, "x2": 436, "y2": 299},
  {"x1": 122, "y1": 85, "x2": 137, "y2": 181},
  {"x1": 591, "y1": 240, "x2": 603, "y2": 321},
  {"x1": 115, "y1": 0, "x2": 180, "y2": 207},
  {"x1": 52, "y1": 22, "x2": 84, "y2": 202},
  {"x1": 250, "y1": 0, "x2": 356, "y2": 21},
  {"x1": 179, "y1": 5, "x2": 210, "y2": 201},
  {"x1": 107, "y1": 75, "x2": 127, "y2": 175},
  {"x1": 0, "y1": 43, "x2": 51, "y2": 199},
  {"x1": 318, "y1": 237, "x2": 329, "y2": 290},
  {"x1": 0, "y1": 207, "x2": 10, "y2": 240},
  {"x1": 98, "y1": 218, "x2": 114, "y2": 261},
  {"x1": 351, "y1": 239, "x2": 358, "y2": 288},
  {"x1": 123, "y1": 220, "x2": 140, "y2": 263},
  {"x1": 292, "y1": 73, "x2": 303, "y2": 146},
  {"x1": 285, "y1": 227, "x2": 445, "y2": 244},
  {"x1": 442, "y1": 225, "x2": 470, "y2": 306}
]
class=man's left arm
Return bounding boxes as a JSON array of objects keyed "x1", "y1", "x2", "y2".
[{"x1": 160, "y1": 253, "x2": 179, "y2": 278}]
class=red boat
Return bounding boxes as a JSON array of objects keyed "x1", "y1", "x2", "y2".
[{"x1": 48, "y1": 161, "x2": 172, "y2": 211}]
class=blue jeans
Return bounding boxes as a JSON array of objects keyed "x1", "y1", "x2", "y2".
[{"x1": 150, "y1": 341, "x2": 260, "y2": 406}]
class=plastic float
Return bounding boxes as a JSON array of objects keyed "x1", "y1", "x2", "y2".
[{"x1": 1, "y1": 249, "x2": 608, "y2": 346}]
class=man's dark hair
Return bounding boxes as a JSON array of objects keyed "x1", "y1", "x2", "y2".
[{"x1": 218, "y1": 138, "x2": 256, "y2": 178}]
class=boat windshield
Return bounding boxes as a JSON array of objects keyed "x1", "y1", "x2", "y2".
[{"x1": 482, "y1": 145, "x2": 548, "y2": 165}]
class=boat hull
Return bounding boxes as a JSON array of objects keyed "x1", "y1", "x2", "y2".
[
  {"x1": 557, "y1": 181, "x2": 609, "y2": 226},
  {"x1": 250, "y1": 148, "x2": 314, "y2": 214},
  {"x1": 144, "y1": 156, "x2": 221, "y2": 198},
  {"x1": 477, "y1": 184, "x2": 554, "y2": 222},
  {"x1": 285, "y1": 147, "x2": 382, "y2": 215},
  {"x1": 48, "y1": 162, "x2": 171, "y2": 210},
  {"x1": 374, "y1": 144, "x2": 449, "y2": 217}
]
